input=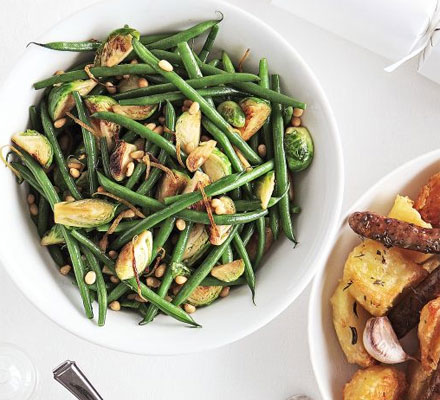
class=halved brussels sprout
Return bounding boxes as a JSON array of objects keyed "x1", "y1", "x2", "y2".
[
  {"x1": 115, "y1": 230, "x2": 153, "y2": 280},
  {"x1": 112, "y1": 104, "x2": 158, "y2": 121},
  {"x1": 209, "y1": 196, "x2": 235, "y2": 246},
  {"x1": 217, "y1": 100, "x2": 245, "y2": 128},
  {"x1": 11, "y1": 130, "x2": 53, "y2": 168},
  {"x1": 48, "y1": 79, "x2": 97, "y2": 121},
  {"x1": 187, "y1": 285, "x2": 222, "y2": 306},
  {"x1": 256, "y1": 171, "x2": 275, "y2": 210},
  {"x1": 54, "y1": 199, "x2": 117, "y2": 228},
  {"x1": 237, "y1": 97, "x2": 271, "y2": 141},
  {"x1": 175, "y1": 110, "x2": 201, "y2": 154},
  {"x1": 110, "y1": 141, "x2": 137, "y2": 181},
  {"x1": 182, "y1": 224, "x2": 210, "y2": 266},
  {"x1": 284, "y1": 126, "x2": 314, "y2": 172},
  {"x1": 186, "y1": 140, "x2": 217, "y2": 172},
  {"x1": 94, "y1": 27, "x2": 140, "y2": 67},
  {"x1": 211, "y1": 259, "x2": 244, "y2": 282},
  {"x1": 41, "y1": 225, "x2": 65, "y2": 246},
  {"x1": 156, "y1": 169, "x2": 190, "y2": 202},
  {"x1": 117, "y1": 75, "x2": 141, "y2": 93},
  {"x1": 170, "y1": 261, "x2": 191, "y2": 279},
  {"x1": 202, "y1": 148, "x2": 232, "y2": 182},
  {"x1": 84, "y1": 95, "x2": 120, "y2": 149}
]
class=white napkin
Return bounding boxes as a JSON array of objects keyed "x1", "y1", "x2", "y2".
[{"x1": 272, "y1": 0, "x2": 440, "y2": 84}]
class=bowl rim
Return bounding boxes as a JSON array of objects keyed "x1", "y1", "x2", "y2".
[
  {"x1": 1, "y1": 0, "x2": 344, "y2": 355},
  {"x1": 308, "y1": 148, "x2": 440, "y2": 398}
]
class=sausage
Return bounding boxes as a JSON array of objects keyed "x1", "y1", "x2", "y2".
[
  {"x1": 388, "y1": 267, "x2": 440, "y2": 338},
  {"x1": 348, "y1": 212, "x2": 440, "y2": 254}
]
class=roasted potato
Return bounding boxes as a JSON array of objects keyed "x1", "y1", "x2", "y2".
[
  {"x1": 415, "y1": 172, "x2": 440, "y2": 228},
  {"x1": 343, "y1": 239, "x2": 427, "y2": 316},
  {"x1": 343, "y1": 365, "x2": 407, "y2": 400},
  {"x1": 331, "y1": 280, "x2": 376, "y2": 367},
  {"x1": 388, "y1": 195, "x2": 432, "y2": 264},
  {"x1": 419, "y1": 297, "x2": 440, "y2": 373},
  {"x1": 407, "y1": 359, "x2": 431, "y2": 400}
]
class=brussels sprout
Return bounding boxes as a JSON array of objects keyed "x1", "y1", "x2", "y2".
[
  {"x1": 54, "y1": 199, "x2": 117, "y2": 228},
  {"x1": 217, "y1": 100, "x2": 245, "y2": 128},
  {"x1": 156, "y1": 169, "x2": 190, "y2": 202},
  {"x1": 237, "y1": 97, "x2": 271, "y2": 141},
  {"x1": 211, "y1": 259, "x2": 245, "y2": 282},
  {"x1": 175, "y1": 110, "x2": 201, "y2": 154},
  {"x1": 117, "y1": 75, "x2": 141, "y2": 93},
  {"x1": 201, "y1": 148, "x2": 232, "y2": 182},
  {"x1": 284, "y1": 126, "x2": 314, "y2": 172},
  {"x1": 182, "y1": 224, "x2": 210, "y2": 266},
  {"x1": 283, "y1": 106, "x2": 293, "y2": 127},
  {"x1": 48, "y1": 79, "x2": 97, "y2": 121},
  {"x1": 112, "y1": 104, "x2": 158, "y2": 121},
  {"x1": 187, "y1": 285, "x2": 222, "y2": 306},
  {"x1": 110, "y1": 141, "x2": 137, "y2": 181},
  {"x1": 170, "y1": 261, "x2": 191, "y2": 279},
  {"x1": 40, "y1": 225, "x2": 65, "y2": 246},
  {"x1": 11, "y1": 130, "x2": 53, "y2": 168},
  {"x1": 94, "y1": 27, "x2": 140, "y2": 67},
  {"x1": 84, "y1": 95, "x2": 120, "y2": 149},
  {"x1": 209, "y1": 196, "x2": 235, "y2": 246},
  {"x1": 186, "y1": 140, "x2": 217, "y2": 172},
  {"x1": 255, "y1": 171, "x2": 275, "y2": 210},
  {"x1": 115, "y1": 230, "x2": 153, "y2": 280}
]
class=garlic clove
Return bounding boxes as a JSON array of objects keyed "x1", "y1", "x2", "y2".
[{"x1": 363, "y1": 316, "x2": 413, "y2": 364}]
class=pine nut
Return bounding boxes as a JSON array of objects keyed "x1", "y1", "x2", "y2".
[
  {"x1": 110, "y1": 276, "x2": 120, "y2": 284},
  {"x1": 122, "y1": 74, "x2": 130, "y2": 79},
  {"x1": 184, "y1": 303, "x2": 196, "y2": 314},
  {"x1": 293, "y1": 108, "x2": 304, "y2": 117},
  {"x1": 130, "y1": 150, "x2": 144, "y2": 159},
  {"x1": 65, "y1": 195, "x2": 75, "y2": 202},
  {"x1": 257, "y1": 144, "x2": 267, "y2": 158},
  {"x1": 188, "y1": 101, "x2": 200, "y2": 115},
  {"x1": 27, "y1": 194, "x2": 35, "y2": 204},
  {"x1": 54, "y1": 118, "x2": 67, "y2": 129},
  {"x1": 158, "y1": 116, "x2": 165, "y2": 124},
  {"x1": 145, "y1": 122, "x2": 156, "y2": 130},
  {"x1": 130, "y1": 59, "x2": 138, "y2": 64},
  {"x1": 158, "y1": 59, "x2": 173, "y2": 72},
  {"x1": 108, "y1": 250, "x2": 118, "y2": 259},
  {"x1": 60, "y1": 265, "x2": 71, "y2": 275},
  {"x1": 291, "y1": 117, "x2": 301, "y2": 127},
  {"x1": 126, "y1": 162, "x2": 135, "y2": 177},
  {"x1": 137, "y1": 77, "x2": 149, "y2": 88},
  {"x1": 134, "y1": 294, "x2": 148, "y2": 303},
  {"x1": 220, "y1": 286, "x2": 230, "y2": 298},
  {"x1": 155, "y1": 264, "x2": 166, "y2": 278},
  {"x1": 175, "y1": 275, "x2": 187, "y2": 285},
  {"x1": 109, "y1": 301, "x2": 121, "y2": 311},
  {"x1": 146, "y1": 277, "x2": 161, "y2": 288},
  {"x1": 165, "y1": 295, "x2": 173, "y2": 302},
  {"x1": 200, "y1": 135, "x2": 210, "y2": 142},
  {"x1": 97, "y1": 186, "x2": 105, "y2": 193},
  {"x1": 29, "y1": 203, "x2": 38, "y2": 216},
  {"x1": 84, "y1": 271, "x2": 96, "y2": 285},
  {"x1": 69, "y1": 168, "x2": 80, "y2": 178},
  {"x1": 211, "y1": 199, "x2": 222, "y2": 208},
  {"x1": 54, "y1": 70, "x2": 64, "y2": 75},
  {"x1": 183, "y1": 99, "x2": 193, "y2": 108},
  {"x1": 153, "y1": 126, "x2": 164, "y2": 135},
  {"x1": 176, "y1": 219, "x2": 186, "y2": 231}
]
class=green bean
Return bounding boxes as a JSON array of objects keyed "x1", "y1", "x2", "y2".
[
  {"x1": 199, "y1": 24, "x2": 220, "y2": 63},
  {"x1": 140, "y1": 33, "x2": 175, "y2": 45},
  {"x1": 68, "y1": 230, "x2": 199, "y2": 326},
  {"x1": 48, "y1": 246, "x2": 64, "y2": 266},
  {"x1": 254, "y1": 216, "x2": 265, "y2": 268},
  {"x1": 177, "y1": 41, "x2": 203, "y2": 79},
  {"x1": 113, "y1": 73, "x2": 258, "y2": 100},
  {"x1": 29, "y1": 41, "x2": 100, "y2": 52},
  {"x1": 136, "y1": 149, "x2": 166, "y2": 195},
  {"x1": 221, "y1": 51, "x2": 235, "y2": 73},
  {"x1": 259, "y1": 59, "x2": 273, "y2": 159},
  {"x1": 110, "y1": 161, "x2": 273, "y2": 249},
  {"x1": 125, "y1": 162, "x2": 146, "y2": 190},
  {"x1": 107, "y1": 282, "x2": 130, "y2": 303},
  {"x1": 14, "y1": 149, "x2": 94, "y2": 318},
  {"x1": 201, "y1": 276, "x2": 246, "y2": 287},
  {"x1": 29, "y1": 105, "x2": 42, "y2": 131},
  {"x1": 270, "y1": 206, "x2": 280, "y2": 241},
  {"x1": 151, "y1": 216, "x2": 176, "y2": 263},
  {"x1": 12, "y1": 163, "x2": 47, "y2": 200},
  {"x1": 37, "y1": 197, "x2": 49, "y2": 237},
  {"x1": 233, "y1": 232, "x2": 255, "y2": 299},
  {"x1": 141, "y1": 222, "x2": 192, "y2": 324},
  {"x1": 146, "y1": 19, "x2": 220, "y2": 50},
  {"x1": 73, "y1": 92, "x2": 97, "y2": 195},
  {"x1": 121, "y1": 130, "x2": 137, "y2": 143},
  {"x1": 88, "y1": 83, "x2": 107, "y2": 96},
  {"x1": 221, "y1": 245, "x2": 234, "y2": 265},
  {"x1": 41, "y1": 102, "x2": 82, "y2": 200},
  {"x1": 82, "y1": 246, "x2": 107, "y2": 326},
  {"x1": 132, "y1": 39, "x2": 263, "y2": 165},
  {"x1": 173, "y1": 225, "x2": 239, "y2": 306},
  {"x1": 99, "y1": 137, "x2": 111, "y2": 178},
  {"x1": 241, "y1": 222, "x2": 256, "y2": 247},
  {"x1": 119, "y1": 86, "x2": 243, "y2": 106},
  {"x1": 208, "y1": 59, "x2": 220, "y2": 67},
  {"x1": 92, "y1": 112, "x2": 187, "y2": 162},
  {"x1": 150, "y1": 50, "x2": 306, "y2": 109},
  {"x1": 234, "y1": 197, "x2": 281, "y2": 211},
  {"x1": 271, "y1": 75, "x2": 296, "y2": 243},
  {"x1": 97, "y1": 172, "x2": 268, "y2": 224},
  {"x1": 34, "y1": 64, "x2": 156, "y2": 90}
]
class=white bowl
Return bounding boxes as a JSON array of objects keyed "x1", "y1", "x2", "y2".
[
  {"x1": 309, "y1": 149, "x2": 440, "y2": 399},
  {"x1": 0, "y1": 0, "x2": 343, "y2": 355}
]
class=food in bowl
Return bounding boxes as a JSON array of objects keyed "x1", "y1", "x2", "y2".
[
  {"x1": 330, "y1": 171, "x2": 440, "y2": 398},
  {"x1": 4, "y1": 18, "x2": 313, "y2": 328}
]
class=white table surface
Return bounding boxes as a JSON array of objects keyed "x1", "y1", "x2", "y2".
[{"x1": 3, "y1": 0, "x2": 440, "y2": 399}]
